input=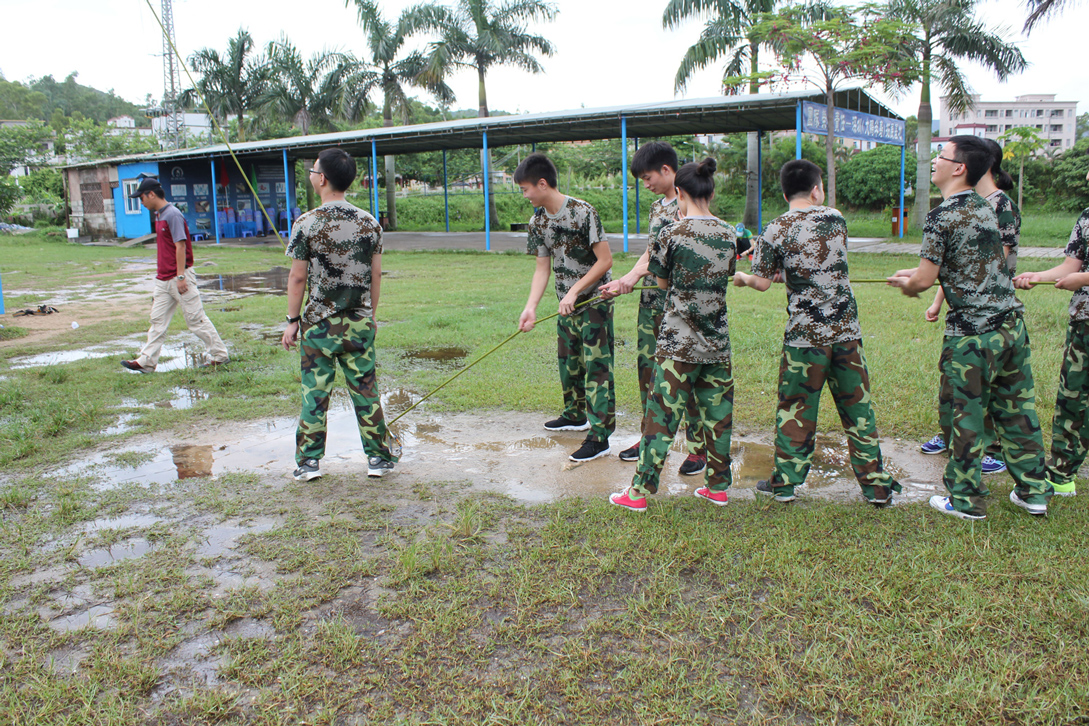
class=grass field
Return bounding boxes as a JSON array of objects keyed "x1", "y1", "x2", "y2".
[{"x1": 0, "y1": 231, "x2": 1086, "y2": 724}]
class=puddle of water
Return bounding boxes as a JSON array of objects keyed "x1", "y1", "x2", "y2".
[
  {"x1": 404, "y1": 347, "x2": 468, "y2": 365},
  {"x1": 9, "y1": 338, "x2": 201, "y2": 372},
  {"x1": 172, "y1": 445, "x2": 215, "y2": 479},
  {"x1": 49, "y1": 605, "x2": 116, "y2": 632},
  {"x1": 196, "y1": 519, "x2": 278, "y2": 558},
  {"x1": 83, "y1": 513, "x2": 162, "y2": 532},
  {"x1": 196, "y1": 267, "x2": 289, "y2": 296},
  {"x1": 77, "y1": 538, "x2": 154, "y2": 568},
  {"x1": 102, "y1": 413, "x2": 140, "y2": 436},
  {"x1": 157, "y1": 387, "x2": 210, "y2": 410}
]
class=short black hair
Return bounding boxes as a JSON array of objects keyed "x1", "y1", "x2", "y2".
[
  {"x1": 631, "y1": 141, "x2": 678, "y2": 178},
  {"x1": 674, "y1": 157, "x2": 717, "y2": 200},
  {"x1": 947, "y1": 136, "x2": 992, "y2": 186},
  {"x1": 513, "y1": 153, "x2": 558, "y2": 188},
  {"x1": 149, "y1": 188, "x2": 166, "y2": 200},
  {"x1": 780, "y1": 159, "x2": 822, "y2": 200},
  {"x1": 316, "y1": 148, "x2": 356, "y2": 192},
  {"x1": 981, "y1": 138, "x2": 1014, "y2": 191}
]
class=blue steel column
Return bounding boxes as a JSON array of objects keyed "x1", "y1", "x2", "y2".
[
  {"x1": 483, "y1": 128, "x2": 490, "y2": 251},
  {"x1": 796, "y1": 103, "x2": 803, "y2": 159},
  {"x1": 442, "y1": 150, "x2": 450, "y2": 233},
  {"x1": 899, "y1": 144, "x2": 906, "y2": 240},
  {"x1": 757, "y1": 131, "x2": 764, "y2": 232},
  {"x1": 371, "y1": 139, "x2": 379, "y2": 216},
  {"x1": 282, "y1": 148, "x2": 293, "y2": 237},
  {"x1": 0, "y1": 269, "x2": 5, "y2": 314},
  {"x1": 210, "y1": 158, "x2": 221, "y2": 244},
  {"x1": 634, "y1": 137, "x2": 640, "y2": 234},
  {"x1": 621, "y1": 116, "x2": 628, "y2": 253}
]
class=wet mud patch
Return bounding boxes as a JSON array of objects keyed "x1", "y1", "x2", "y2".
[
  {"x1": 196, "y1": 267, "x2": 289, "y2": 298},
  {"x1": 403, "y1": 347, "x2": 469, "y2": 368},
  {"x1": 8, "y1": 334, "x2": 212, "y2": 372}
]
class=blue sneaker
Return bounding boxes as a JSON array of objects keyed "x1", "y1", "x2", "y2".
[
  {"x1": 929, "y1": 495, "x2": 985, "y2": 521},
  {"x1": 981, "y1": 456, "x2": 1007, "y2": 474},
  {"x1": 920, "y1": 435, "x2": 946, "y2": 455}
]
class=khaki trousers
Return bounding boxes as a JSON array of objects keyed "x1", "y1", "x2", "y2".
[{"x1": 136, "y1": 268, "x2": 228, "y2": 368}]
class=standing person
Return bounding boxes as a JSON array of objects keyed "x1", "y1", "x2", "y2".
[
  {"x1": 121, "y1": 176, "x2": 229, "y2": 373},
  {"x1": 516, "y1": 153, "x2": 616, "y2": 462},
  {"x1": 599, "y1": 141, "x2": 705, "y2": 476},
  {"x1": 1013, "y1": 164, "x2": 1089, "y2": 498},
  {"x1": 734, "y1": 160, "x2": 900, "y2": 506},
  {"x1": 281, "y1": 148, "x2": 396, "y2": 481},
  {"x1": 888, "y1": 135, "x2": 1052, "y2": 520},
  {"x1": 919, "y1": 138, "x2": 1020, "y2": 474},
  {"x1": 609, "y1": 158, "x2": 737, "y2": 513}
]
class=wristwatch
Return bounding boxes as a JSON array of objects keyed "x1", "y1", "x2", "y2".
[
  {"x1": 286, "y1": 314, "x2": 301, "y2": 324},
  {"x1": 176, "y1": 274, "x2": 185, "y2": 280}
]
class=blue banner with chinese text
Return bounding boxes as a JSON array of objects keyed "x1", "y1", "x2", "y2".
[{"x1": 801, "y1": 101, "x2": 905, "y2": 146}]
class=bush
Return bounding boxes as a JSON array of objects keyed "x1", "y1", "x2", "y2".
[{"x1": 838, "y1": 145, "x2": 917, "y2": 210}]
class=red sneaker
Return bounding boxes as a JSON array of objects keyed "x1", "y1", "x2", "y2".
[
  {"x1": 694, "y1": 487, "x2": 729, "y2": 506},
  {"x1": 609, "y1": 490, "x2": 647, "y2": 513}
]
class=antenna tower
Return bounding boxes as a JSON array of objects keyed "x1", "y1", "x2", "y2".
[{"x1": 159, "y1": 0, "x2": 183, "y2": 149}]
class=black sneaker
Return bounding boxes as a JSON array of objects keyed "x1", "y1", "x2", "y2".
[
  {"x1": 367, "y1": 456, "x2": 395, "y2": 477},
  {"x1": 544, "y1": 415, "x2": 591, "y2": 431},
  {"x1": 678, "y1": 454, "x2": 706, "y2": 476},
  {"x1": 756, "y1": 479, "x2": 796, "y2": 503},
  {"x1": 569, "y1": 439, "x2": 610, "y2": 462},
  {"x1": 618, "y1": 443, "x2": 640, "y2": 462},
  {"x1": 293, "y1": 458, "x2": 321, "y2": 481}
]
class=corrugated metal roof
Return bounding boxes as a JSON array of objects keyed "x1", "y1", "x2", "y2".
[{"x1": 63, "y1": 87, "x2": 901, "y2": 168}]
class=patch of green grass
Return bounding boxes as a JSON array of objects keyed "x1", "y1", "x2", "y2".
[{"x1": 0, "y1": 326, "x2": 29, "y2": 341}]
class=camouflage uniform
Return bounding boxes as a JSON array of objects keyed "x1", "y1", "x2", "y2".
[
  {"x1": 1048, "y1": 209, "x2": 1089, "y2": 488},
  {"x1": 921, "y1": 190, "x2": 1051, "y2": 516},
  {"x1": 937, "y1": 190, "x2": 1021, "y2": 445},
  {"x1": 528, "y1": 196, "x2": 615, "y2": 443},
  {"x1": 287, "y1": 201, "x2": 393, "y2": 466},
  {"x1": 636, "y1": 198, "x2": 699, "y2": 449},
  {"x1": 751, "y1": 206, "x2": 900, "y2": 501},
  {"x1": 631, "y1": 217, "x2": 736, "y2": 496}
]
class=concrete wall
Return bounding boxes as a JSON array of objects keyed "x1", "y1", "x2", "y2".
[
  {"x1": 113, "y1": 161, "x2": 159, "y2": 239},
  {"x1": 67, "y1": 167, "x2": 116, "y2": 236}
]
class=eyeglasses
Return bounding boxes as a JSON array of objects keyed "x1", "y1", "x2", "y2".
[
  {"x1": 308, "y1": 168, "x2": 323, "y2": 175},
  {"x1": 935, "y1": 154, "x2": 962, "y2": 165}
]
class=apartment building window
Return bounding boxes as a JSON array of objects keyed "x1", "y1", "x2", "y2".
[
  {"x1": 986, "y1": 125, "x2": 998, "y2": 132},
  {"x1": 985, "y1": 110, "x2": 998, "y2": 117},
  {"x1": 1051, "y1": 139, "x2": 1062, "y2": 147},
  {"x1": 1036, "y1": 124, "x2": 1043, "y2": 130},
  {"x1": 1051, "y1": 124, "x2": 1063, "y2": 133},
  {"x1": 1036, "y1": 109, "x2": 1045, "y2": 117},
  {"x1": 1005, "y1": 110, "x2": 1013, "y2": 117},
  {"x1": 1051, "y1": 109, "x2": 1064, "y2": 117}
]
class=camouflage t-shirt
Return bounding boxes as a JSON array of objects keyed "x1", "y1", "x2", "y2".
[
  {"x1": 985, "y1": 190, "x2": 1020, "y2": 276},
  {"x1": 750, "y1": 206, "x2": 862, "y2": 348},
  {"x1": 1063, "y1": 208, "x2": 1089, "y2": 322},
  {"x1": 647, "y1": 216, "x2": 737, "y2": 363},
  {"x1": 286, "y1": 201, "x2": 382, "y2": 326},
  {"x1": 526, "y1": 196, "x2": 610, "y2": 303},
  {"x1": 639, "y1": 196, "x2": 679, "y2": 311},
  {"x1": 919, "y1": 190, "x2": 1023, "y2": 337}
]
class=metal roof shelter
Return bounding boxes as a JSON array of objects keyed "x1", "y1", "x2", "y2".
[{"x1": 66, "y1": 87, "x2": 904, "y2": 247}]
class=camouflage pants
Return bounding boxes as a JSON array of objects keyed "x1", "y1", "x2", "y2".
[
  {"x1": 631, "y1": 358, "x2": 733, "y2": 496},
  {"x1": 937, "y1": 348, "x2": 999, "y2": 454},
  {"x1": 296, "y1": 311, "x2": 391, "y2": 465},
  {"x1": 940, "y1": 314, "x2": 1051, "y2": 516},
  {"x1": 769, "y1": 341, "x2": 900, "y2": 501},
  {"x1": 557, "y1": 300, "x2": 615, "y2": 443},
  {"x1": 637, "y1": 306, "x2": 698, "y2": 451},
  {"x1": 1048, "y1": 319, "x2": 1089, "y2": 486}
]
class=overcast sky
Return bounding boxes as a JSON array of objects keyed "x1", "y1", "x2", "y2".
[{"x1": 1, "y1": 0, "x2": 1085, "y2": 124}]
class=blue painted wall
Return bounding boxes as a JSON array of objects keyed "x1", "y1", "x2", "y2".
[{"x1": 114, "y1": 161, "x2": 159, "y2": 238}]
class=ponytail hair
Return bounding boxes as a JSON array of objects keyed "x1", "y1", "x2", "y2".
[
  {"x1": 983, "y1": 138, "x2": 1014, "y2": 191},
  {"x1": 674, "y1": 157, "x2": 717, "y2": 201}
]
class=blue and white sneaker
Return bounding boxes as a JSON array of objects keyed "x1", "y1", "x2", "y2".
[
  {"x1": 929, "y1": 495, "x2": 985, "y2": 521},
  {"x1": 920, "y1": 435, "x2": 947, "y2": 455},
  {"x1": 981, "y1": 456, "x2": 1007, "y2": 474},
  {"x1": 1009, "y1": 489, "x2": 1047, "y2": 515}
]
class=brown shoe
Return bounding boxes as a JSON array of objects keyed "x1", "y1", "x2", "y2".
[{"x1": 120, "y1": 359, "x2": 152, "y2": 374}]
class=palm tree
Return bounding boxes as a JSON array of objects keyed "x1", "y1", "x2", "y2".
[
  {"x1": 348, "y1": 0, "x2": 455, "y2": 230},
  {"x1": 420, "y1": 0, "x2": 557, "y2": 229},
  {"x1": 180, "y1": 29, "x2": 269, "y2": 142},
  {"x1": 884, "y1": 0, "x2": 1026, "y2": 229},
  {"x1": 263, "y1": 39, "x2": 374, "y2": 137},
  {"x1": 664, "y1": 0, "x2": 778, "y2": 231},
  {"x1": 1023, "y1": 0, "x2": 1080, "y2": 31}
]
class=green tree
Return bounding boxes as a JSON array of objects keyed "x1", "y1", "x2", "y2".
[
  {"x1": 180, "y1": 29, "x2": 270, "y2": 142},
  {"x1": 0, "y1": 121, "x2": 53, "y2": 174},
  {"x1": 1000, "y1": 126, "x2": 1046, "y2": 210},
  {"x1": 663, "y1": 0, "x2": 779, "y2": 231},
  {"x1": 742, "y1": 2, "x2": 917, "y2": 208},
  {"x1": 1047, "y1": 138, "x2": 1089, "y2": 212},
  {"x1": 28, "y1": 73, "x2": 146, "y2": 125},
  {"x1": 62, "y1": 117, "x2": 159, "y2": 162},
  {"x1": 0, "y1": 176, "x2": 21, "y2": 218},
  {"x1": 1077, "y1": 113, "x2": 1088, "y2": 140},
  {"x1": 1022, "y1": 0, "x2": 1079, "y2": 31},
  {"x1": 884, "y1": 0, "x2": 1027, "y2": 229},
  {"x1": 0, "y1": 78, "x2": 47, "y2": 120},
  {"x1": 837, "y1": 143, "x2": 917, "y2": 209},
  {"x1": 420, "y1": 0, "x2": 557, "y2": 230},
  {"x1": 348, "y1": 0, "x2": 455, "y2": 230},
  {"x1": 263, "y1": 40, "x2": 374, "y2": 136}
]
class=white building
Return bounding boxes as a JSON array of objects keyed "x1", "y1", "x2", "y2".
[{"x1": 940, "y1": 94, "x2": 1078, "y2": 153}]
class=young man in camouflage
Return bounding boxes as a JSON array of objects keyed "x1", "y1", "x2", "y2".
[
  {"x1": 516, "y1": 153, "x2": 616, "y2": 462},
  {"x1": 599, "y1": 141, "x2": 705, "y2": 476},
  {"x1": 1013, "y1": 163, "x2": 1089, "y2": 498},
  {"x1": 609, "y1": 158, "x2": 737, "y2": 513},
  {"x1": 888, "y1": 136, "x2": 1052, "y2": 520},
  {"x1": 735, "y1": 159, "x2": 900, "y2": 506},
  {"x1": 281, "y1": 148, "x2": 396, "y2": 481}
]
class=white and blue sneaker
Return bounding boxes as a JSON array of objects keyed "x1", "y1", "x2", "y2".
[
  {"x1": 920, "y1": 435, "x2": 947, "y2": 455},
  {"x1": 1009, "y1": 489, "x2": 1047, "y2": 516},
  {"x1": 981, "y1": 456, "x2": 1007, "y2": 474},
  {"x1": 928, "y1": 495, "x2": 985, "y2": 521}
]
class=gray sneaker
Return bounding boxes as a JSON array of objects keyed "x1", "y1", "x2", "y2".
[
  {"x1": 293, "y1": 458, "x2": 321, "y2": 481},
  {"x1": 367, "y1": 456, "x2": 395, "y2": 477}
]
